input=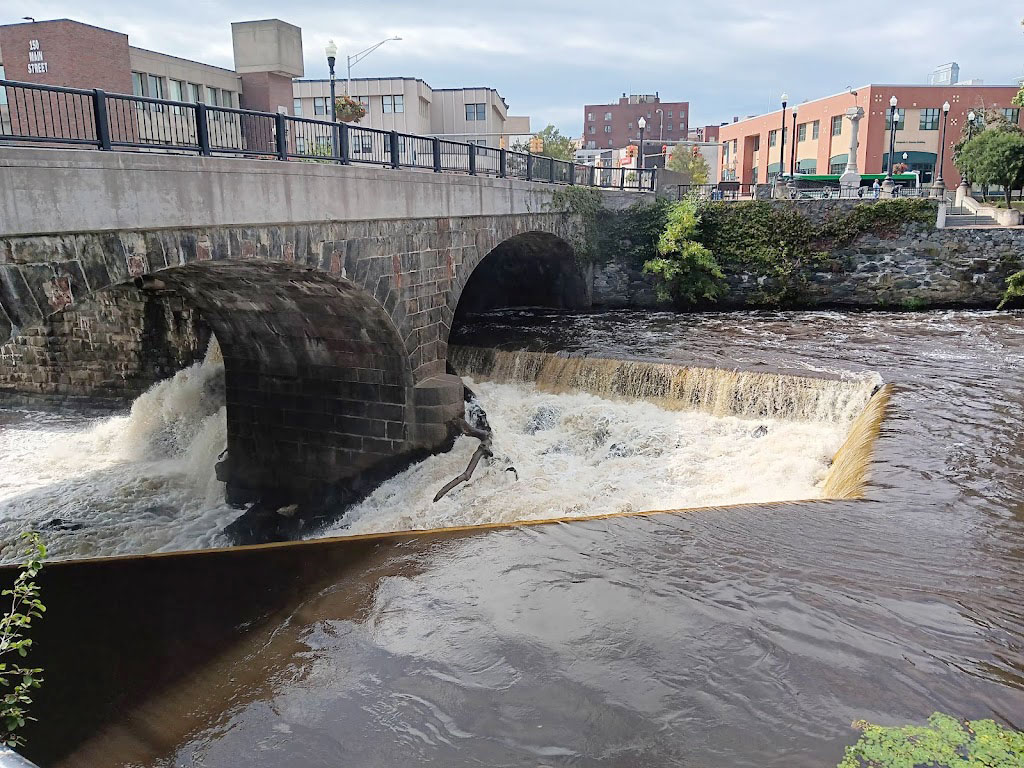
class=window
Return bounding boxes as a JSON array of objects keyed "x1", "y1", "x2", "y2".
[
  {"x1": 604, "y1": 125, "x2": 611, "y2": 133},
  {"x1": 666, "y1": 123, "x2": 673, "y2": 132},
  {"x1": 604, "y1": 111, "x2": 612, "y2": 120},
  {"x1": 1002, "y1": 107, "x2": 1021, "y2": 124},
  {"x1": 769, "y1": 129, "x2": 777, "y2": 147},
  {"x1": 831, "y1": 115, "x2": 842, "y2": 136},
  {"x1": 647, "y1": 111, "x2": 652, "y2": 119},
  {"x1": 356, "y1": 96, "x2": 369, "y2": 109},
  {"x1": 885, "y1": 108, "x2": 905, "y2": 130},
  {"x1": 0, "y1": 65, "x2": 5, "y2": 106},
  {"x1": 667, "y1": 111, "x2": 673, "y2": 119},
  {"x1": 723, "y1": 142, "x2": 730, "y2": 161},
  {"x1": 812, "y1": 120, "x2": 819, "y2": 139},
  {"x1": 829, "y1": 161, "x2": 845, "y2": 174},
  {"x1": 205, "y1": 86, "x2": 218, "y2": 106},
  {"x1": 753, "y1": 135, "x2": 760, "y2": 151},
  {"x1": 383, "y1": 94, "x2": 404, "y2": 113},
  {"x1": 607, "y1": 138, "x2": 613, "y2": 146},
  {"x1": 920, "y1": 108, "x2": 939, "y2": 130},
  {"x1": 628, "y1": 122, "x2": 633, "y2": 130},
  {"x1": 169, "y1": 79, "x2": 184, "y2": 102},
  {"x1": 188, "y1": 83, "x2": 201, "y2": 103},
  {"x1": 131, "y1": 72, "x2": 145, "y2": 98},
  {"x1": 751, "y1": 166, "x2": 758, "y2": 184},
  {"x1": 468, "y1": 138, "x2": 487, "y2": 147},
  {"x1": 465, "y1": 102, "x2": 485, "y2": 121},
  {"x1": 293, "y1": 98, "x2": 302, "y2": 117},
  {"x1": 314, "y1": 97, "x2": 327, "y2": 116},
  {"x1": 588, "y1": 125, "x2": 595, "y2": 134},
  {"x1": 587, "y1": 112, "x2": 593, "y2": 121},
  {"x1": 147, "y1": 75, "x2": 164, "y2": 112},
  {"x1": 798, "y1": 123, "x2": 807, "y2": 141}
]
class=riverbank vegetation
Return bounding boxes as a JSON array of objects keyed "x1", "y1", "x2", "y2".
[
  {"x1": 0, "y1": 532, "x2": 45, "y2": 747},
  {"x1": 838, "y1": 712, "x2": 1023, "y2": 768},
  {"x1": 999, "y1": 270, "x2": 1024, "y2": 309},
  {"x1": 640, "y1": 198, "x2": 934, "y2": 308}
]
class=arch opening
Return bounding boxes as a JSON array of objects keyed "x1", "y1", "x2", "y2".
[{"x1": 453, "y1": 231, "x2": 591, "y2": 324}]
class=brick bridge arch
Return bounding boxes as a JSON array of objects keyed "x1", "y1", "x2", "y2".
[{"x1": 0, "y1": 212, "x2": 586, "y2": 531}]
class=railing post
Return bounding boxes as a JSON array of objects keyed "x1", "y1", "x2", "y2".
[
  {"x1": 92, "y1": 89, "x2": 111, "y2": 150},
  {"x1": 568, "y1": 163, "x2": 576, "y2": 185},
  {"x1": 340, "y1": 122, "x2": 350, "y2": 164},
  {"x1": 499, "y1": 148, "x2": 507, "y2": 178},
  {"x1": 195, "y1": 102, "x2": 211, "y2": 156},
  {"x1": 549, "y1": 158, "x2": 556, "y2": 184},
  {"x1": 274, "y1": 112, "x2": 288, "y2": 161},
  {"x1": 468, "y1": 143, "x2": 477, "y2": 175},
  {"x1": 589, "y1": 166, "x2": 596, "y2": 187},
  {"x1": 619, "y1": 169, "x2": 626, "y2": 190},
  {"x1": 332, "y1": 123, "x2": 342, "y2": 163},
  {"x1": 526, "y1": 153, "x2": 533, "y2": 181},
  {"x1": 649, "y1": 168, "x2": 657, "y2": 191},
  {"x1": 389, "y1": 130, "x2": 401, "y2": 169},
  {"x1": 432, "y1": 137, "x2": 442, "y2": 172}
]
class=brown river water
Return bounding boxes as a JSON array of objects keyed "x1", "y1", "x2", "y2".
[{"x1": 6, "y1": 309, "x2": 1024, "y2": 766}]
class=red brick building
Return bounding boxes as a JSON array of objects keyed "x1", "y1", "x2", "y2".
[
  {"x1": 582, "y1": 93, "x2": 688, "y2": 150},
  {"x1": 718, "y1": 83, "x2": 1022, "y2": 186}
]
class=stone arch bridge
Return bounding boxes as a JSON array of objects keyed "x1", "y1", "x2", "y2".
[{"x1": 0, "y1": 148, "x2": 611, "y2": 520}]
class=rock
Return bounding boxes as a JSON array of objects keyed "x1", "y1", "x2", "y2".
[{"x1": 752, "y1": 425, "x2": 768, "y2": 438}]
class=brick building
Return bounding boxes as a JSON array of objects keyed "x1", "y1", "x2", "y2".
[
  {"x1": 582, "y1": 93, "x2": 688, "y2": 150},
  {"x1": 718, "y1": 83, "x2": 1022, "y2": 186}
]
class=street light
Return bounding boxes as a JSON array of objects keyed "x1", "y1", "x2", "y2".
[
  {"x1": 883, "y1": 95, "x2": 898, "y2": 193},
  {"x1": 638, "y1": 116, "x2": 647, "y2": 171},
  {"x1": 779, "y1": 92, "x2": 788, "y2": 180},
  {"x1": 932, "y1": 100, "x2": 950, "y2": 195},
  {"x1": 347, "y1": 36, "x2": 402, "y2": 95},
  {"x1": 325, "y1": 40, "x2": 338, "y2": 122},
  {"x1": 790, "y1": 108, "x2": 798, "y2": 177},
  {"x1": 656, "y1": 108, "x2": 664, "y2": 141}
]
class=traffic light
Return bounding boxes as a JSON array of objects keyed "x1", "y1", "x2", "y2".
[
  {"x1": 499, "y1": 136, "x2": 507, "y2": 149},
  {"x1": 625, "y1": 144, "x2": 637, "y2": 158},
  {"x1": 529, "y1": 136, "x2": 544, "y2": 153}
]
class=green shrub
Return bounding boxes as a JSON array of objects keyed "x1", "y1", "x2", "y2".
[
  {"x1": 999, "y1": 269, "x2": 1024, "y2": 309},
  {"x1": 642, "y1": 198, "x2": 726, "y2": 305},
  {"x1": 0, "y1": 532, "x2": 46, "y2": 747},
  {"x1": 838, "y1": 712, "x2": 1024, "y2": 768}
]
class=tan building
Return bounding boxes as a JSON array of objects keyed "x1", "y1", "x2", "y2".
[{"x1": 293, "y1": 78, "x2": 530, "y2": 148}]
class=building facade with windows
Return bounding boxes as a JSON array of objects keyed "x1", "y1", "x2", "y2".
[
  {"x1": 581, "y1": 93, "x2": 689, "y2": 150},
  {"x1": 292, "y1": 79, "x2": 530, "y2": 147},
  {"x1": 718, "y1": 83, "x2": 1022, "y2": 186}
]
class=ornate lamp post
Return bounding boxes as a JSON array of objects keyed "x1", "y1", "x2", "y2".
[
  {"x1": 790, "y1": 108, "x2": 798, "y2": 176},
  {"x1": 778, "y1": 92, "x2": 788, "y2": 180},
  {"x1": 882, "y1": 95, "x2": 898, "y2": 195},
  {"x1": 931, "y1": 101, "x2": 950, "y2": 197},
  {"x1": 656, "y1": 108, "x2": 664, "y2": 141},
  {"x1": 956, "y1": 110, "x2": 978, "y2": 206},
  {"x1": 638, "y1": 116, "x2": 647, "y2": 170},
  {"x1": 325, "y1": 40, "x2": 338, "y2": 122}
]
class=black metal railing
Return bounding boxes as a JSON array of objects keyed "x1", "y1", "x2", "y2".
[{"x1": 0, "y1": 78, "x2": 656, "y2": 191}]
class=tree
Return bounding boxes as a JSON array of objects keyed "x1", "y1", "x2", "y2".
[
  {"x1": 642, "y1": 198, "x2": 725, "y2": 305},
  {"x1": 667, "y1": 147, "x2": 710, "y2": 185},
  {"x1": 956, "y1": 127, "x2": 1024, "y2": 208},
  {"x1": 511, "y1": 124, "x2": 574, "y2": 161}
]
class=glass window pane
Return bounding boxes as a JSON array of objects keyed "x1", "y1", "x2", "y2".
[
  {"x1": 188, "y1": 83, "x2": 201, "y2": 103},
  {"x1": 393, "y1": 95, "x2": 403, "y2": 113},
  {"x1": 0, "y1": 65, "x2": 6, "y2": 106},
  {"x1": 293, "y1": 98, "x2": 302, "y2": 117},
  {"x1": 465, "y1": 104, "x2": 474, "y2": 121},
  {"x1": 314, "y1": 97, "x2": 326, "y2": 115},
  {"x1": 383, "y1": 95, "x2": 393, "y2": 113},
  {"x1": 132, "y1": 72, "x2": 145, "y2": 97}
]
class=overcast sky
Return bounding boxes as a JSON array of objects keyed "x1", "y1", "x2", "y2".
[{"x1": 6, "y1": 2, "x2": 1022, "y2": 133}]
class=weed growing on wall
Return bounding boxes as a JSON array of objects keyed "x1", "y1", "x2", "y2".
[{"x1": 999, "y1": 269, "x2": 1024, "y2": 309}]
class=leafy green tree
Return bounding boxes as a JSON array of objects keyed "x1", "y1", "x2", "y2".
[
  {"x1": 667, "y1": 147, "x2": 710, "y2": 184},
  {"x1": 838, "y1": 712, "x2": 1023, "y2": 768},
  {"x1": 956, "y1": 128, "x2": 1024, "y2": 208},
  {"x1": 0, "y1": 532, "x2": 46, "y2": 747},
  {"x1": 511, "y1": 124, "x2": 575, "y2": 161},
  {"x1": 643, "y1": 198, "x2": 725, "y2": 305},
  {"x1": 1000, "y1": 269, "x2": 1024, "y2": 309}
]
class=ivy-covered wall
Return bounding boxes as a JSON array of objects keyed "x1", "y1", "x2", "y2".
[{"x1": 586, "y1": 198, "x2": 1023, "y2": 310}]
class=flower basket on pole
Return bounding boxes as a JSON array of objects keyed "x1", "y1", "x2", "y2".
[{"x1": 335, "y1": 95, "x2": 367, "y2": 123}]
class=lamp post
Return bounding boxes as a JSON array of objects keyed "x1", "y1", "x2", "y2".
[
  {"x1": 638, "y1": 116, "x2": 647, "y2": 171},
  {"x1": 790, "y1": 109, "x2": 798, "y2": 177},
  {"x1": 779, "y1": 92, "x2": 788, "y2": 180},
  {"x1": 656, "y1": 108, "x2": 664, "y2": 141},
  {"x1": 931, "y1": 101, "x2": 950, "y2": 197},
  {"x1": 325, "y1": 40, "x2": 338, "y2": 122},
  {"x1": 346, "y1": 36, "x2": 402, "y2": 95},
  {"x1": 882, "y1": 95, "x2": 898, "y2": 195},
  {"x1": 956, "y1": 110, "x2": 978, "y2": 206}
]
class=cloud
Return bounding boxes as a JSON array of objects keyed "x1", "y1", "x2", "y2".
[{"x1": 7, "y1": 0, "x2": 1022, "y2": 134}]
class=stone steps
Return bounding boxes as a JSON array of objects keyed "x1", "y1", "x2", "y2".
[{"x1": 945, "y1": 213, "x2": 999, "y2": 227}]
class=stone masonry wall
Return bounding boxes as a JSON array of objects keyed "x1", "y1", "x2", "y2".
[{"x1": 591, "y1": 200, "x2": 1023, "y2": 309}]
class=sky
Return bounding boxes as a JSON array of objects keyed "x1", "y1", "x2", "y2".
[{"x1": 4, "y1": 1, "x2": 1022, "y2": 134}]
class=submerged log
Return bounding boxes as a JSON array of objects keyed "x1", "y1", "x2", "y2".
[{"x1": 433, "y1": 417, "x2": 494, "y2": 502}]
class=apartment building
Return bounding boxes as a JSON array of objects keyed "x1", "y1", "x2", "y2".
[
  {"x1": 293, "y1": 79, "x2": 530, "y2": 147},
  {"x1": 0, "y1": 17, "x2": 529, "y2": 150},
  {"x1": 581, "y1": 93, "x2": 689, "y2": 150},
  {"x1": 718, "y1": 83, "x2": 1022, "y2": 186}
]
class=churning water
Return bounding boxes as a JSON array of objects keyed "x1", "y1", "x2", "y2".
[{"x1": 0, "y1": 338, "x2": 879, "y2": 560}]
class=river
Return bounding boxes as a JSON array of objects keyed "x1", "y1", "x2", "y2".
[{"x1": 2, "y1": 309, "x2": 1023, "y2": 766}]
